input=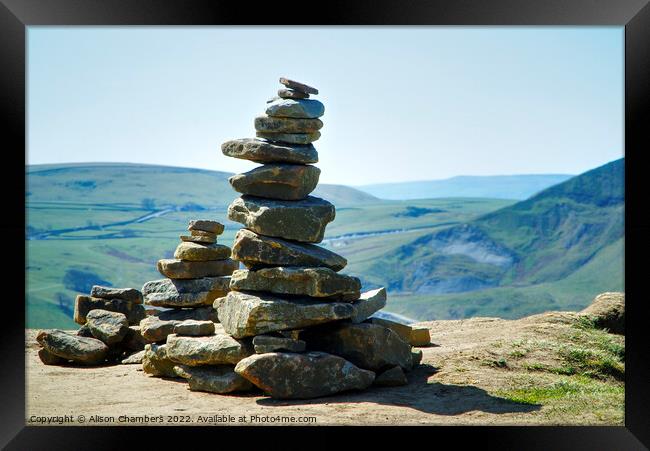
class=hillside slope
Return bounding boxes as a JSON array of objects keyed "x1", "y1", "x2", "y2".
[{"x1": 370, "y1": 159, "x2": 624, "y2": 319}]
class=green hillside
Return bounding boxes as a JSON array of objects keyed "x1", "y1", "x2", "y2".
[
  {"x1": 26, "y1": 163, "x2": 513, "y2": 328},
  {"x1": 367, "y1": 159, "x2": 624, "y2": 319}
]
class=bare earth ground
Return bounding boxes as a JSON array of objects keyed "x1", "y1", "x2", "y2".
[{"x1": 26, "y1": 311, "x2": 624, "y2": 426}]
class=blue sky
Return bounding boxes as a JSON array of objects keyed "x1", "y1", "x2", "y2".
[{"x1": 27, "y1": 27, "x2": 623, "y2": 185}]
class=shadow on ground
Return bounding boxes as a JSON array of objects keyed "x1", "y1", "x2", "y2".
[{"x1": 256, "y1": 364, "x2": 541, "y2": 416}]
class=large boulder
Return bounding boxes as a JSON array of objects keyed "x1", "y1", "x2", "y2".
[
  {"x1": 143, "y1": 277, "x2": 231, "y2": 308},
  {"x1": 90, "y1": 285, "x2": 143, "y2": 304},
  {"x1": 221, "y1": 138, "x2": 318, "y2": 165},
  {"x1": 254, "y1": 115, "x2": 323, "y2": 133},
  {"x1": 350, "y1": 288, "x2": 387, "y2": 323},
  {"x1": 157, "y1": 259, "x2": 238, "y2": 279},
  {"x1": 85, "y1": 309, "x2": 130, "y2": 345},
  {"x1": 235, "y1": 352, "x2": 374, "y2": 399},
  {"x1": 173, "y1": 365, "x2": 254, "y2": 394},
  {"x1": 231, "y1": 229, "x2": 347, "y2": 271},
  {"x1": 579, "y1": 292, "x2": 625, "y2": 334},
  {"x1": 227, "y1": 196, "x2": 335, "y2": 243},
  {"x1": 217, "y1": 291, "x2": 354, "y2": 338},
  {"x1": 139, "y1": 316, "x2": 180, "y2": 343},
  {"x1": 228, "y1": 164, "x2": 320, "y2": 201},
  {"x1": 36, "y1": 329, "x2": 108, "y2": 365},
  {"x1": 230, "y1": 267, "x2": 360, "y2": 301},
  {"x1": 301, "y1": 322, "x2": 413, "y2": 372},
  {"x1": 142, "y1": 343, "x2": 178, "y2": 378},
  {"x1": 173, "y1": 242, "x2": 231, "y2": 262},
  {"x1": 265, "y1": 98, "x2": 325, "y2": 119},
  {"x1": 165, "y1": 333, "x2": 253, "y2": 366},
  {"x1": 74, "y1": 295, "x2": 145, "y2": 325}
]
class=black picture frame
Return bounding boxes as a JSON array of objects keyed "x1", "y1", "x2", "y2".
[{"x1": 3, "y1": 0, "x2": 648, "y2": 448}]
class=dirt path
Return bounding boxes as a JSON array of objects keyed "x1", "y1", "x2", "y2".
[{"x1": 25, "y1": 311, "x2": 624, "y2": 426}]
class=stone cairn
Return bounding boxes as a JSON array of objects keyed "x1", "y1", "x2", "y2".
[
  {"x1": 36, "y1": 286, "x2": 148, "y2": 366},
  {"x1": 36, "y1": 78, "x2": 432, "y2": 400},
  {"x1": 35, "y1": 220, "x2": 238, "y2": 369},
  {"x1": 138, "y1": 219, "x2": 240, "y2": 379},
  {"x1": 210, "y1": 77, "x2": 427, "y2": 398}
]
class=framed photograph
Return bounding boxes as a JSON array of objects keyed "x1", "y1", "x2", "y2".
[{"x1": 4, "y1": 0, "x2": 648, "y2": 448}]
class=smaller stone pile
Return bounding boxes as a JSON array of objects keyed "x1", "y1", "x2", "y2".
[
  {"x1": 139, "y1": 219, "x2": 242, "y2": 383},
  {"x1": 37, "y1": 286, "x2": 148, "y2": 366}
]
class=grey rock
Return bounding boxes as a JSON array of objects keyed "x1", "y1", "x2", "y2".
[
  {"x1": 255, "y1": 115, "x2": 322, "y2": 133},
  {"x1": 90, "y1": 285, "x2": 143, "y2": 304},
  {"x1": 279, "y1": 77, "x2": 319, "y2": 95},
  {"x1": 266, "y1": 98, "x2": 324, "y2": 119},
  {"x1": 255, "y1": 130, "x2": 321, "y2": 145},
  {"x1": 188, "y1": 219, "x2": 224, "y2": 235},
  {"x1": 369, "y1": 317, "x2": 431, "y2": 346},
  {"x1": 217, "y1": 291, "x2": 354, "y2": 339},
  {"x1": 179, "y1": 234, "x2": 217, "y2": 244},
  {"x1": 228, "y1": 195, "x2": 335, "y2": 243},
  {"x1": 86, "y1": 309, "x2": 130, "y2": 345},
  {"x1": 229, "y1": 164, "x2": 320, "y2": 201},
  {"x1": 38, "y1": 348, "x2": 67, "y2": 365},
  {"x1": 173, "y1": 320, "x2": 215, "y2": 336},
  {"x1": 36, "y1": 329, "x2": 108, "y2": 365},
  {"x1": 173, "y1": 365, "x2": 254, "y2": 394},
  {"x1": 74, "y1": 295, "x2": 145, "y2": 326},
  {"x1": 350, "y1": 287, "x2": 387, "y2": 323},
  {"x1": 221, "y1": 138, "x2": 318, "y2": 164},
  {"x1": 301, "y1": 322, "x2": 413, "y2": 372},
  {"x1": 230, "y1": 267, "x2": 360, "y2": 301},
  {"x1": 235, "y1": 352, "x2": 374, "y2": 399},
  {"x1": 174, "y1": 242, "x2": 231, "y2": 262},
  {"x1": 143, "y1": 277, "x2": 231, "y2": 308},
  {"x1": 373, "y1": 366, "x2": 408, "y2": 387},
  {"x1": 151, "y1": 305, "x2": 219, "y2": 323},
  {"x1": 253, "y1": 334, "x2": 306, "y2": 353},
  {"x1": 140, "y1": 316, "x2": 179, "y2": 343},
  {"x1": 142, "y1": 343, "x2": 178, "y2": 378},
  {"x1": 411, "y1": 349, "x2": 423, "y2": 366},
  {"x1": 165, "y1": 333, "x2": 253, "y2": 366},
  {"x1": 232, "y1": 229, "x2": 347, "y2": 271},
  {"x1": 122, "y1": 326, "x2": 147, "y2": 351},
  {"x1": 157, "y1": 259, "x2": 238, "y2": 279},
  {"x1": 76, "y1": 324, "x2": 94, "y2": 337},
  {"x1": 278, "y1": 88, "x2": 309, "y2": 99},
  {"x1": 121, "y1": 350, "x2": 145, "y2": 364}
]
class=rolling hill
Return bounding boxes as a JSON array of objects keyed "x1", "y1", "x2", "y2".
[
  {"x1": 26, "y1": 162, "x2": 514, "y2": 328},
  {"x1": 357, "y1": 174, "x2": 574, "y2": 200},
  {"x1": 368, "y1": 159, "x2": 624, "y2": 319}
]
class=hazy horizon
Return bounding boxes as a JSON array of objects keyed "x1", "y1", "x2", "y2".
[{"x1": 28, "y1": 27, "x2": 623, "y2": 185}]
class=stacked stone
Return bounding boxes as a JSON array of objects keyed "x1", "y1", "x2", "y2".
[
  {"x1": 37, "y1": 286, "x2": 148, "y2": 366},
  {"x1": 138, "y1": 220, "x2": 237, "y2": 358},
  {"x1": 214, "y1": 78, "x2": 425, "y2": 399},
  {"x1": 138, "y1": 220, "x2": 257, "y2": 393}
]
